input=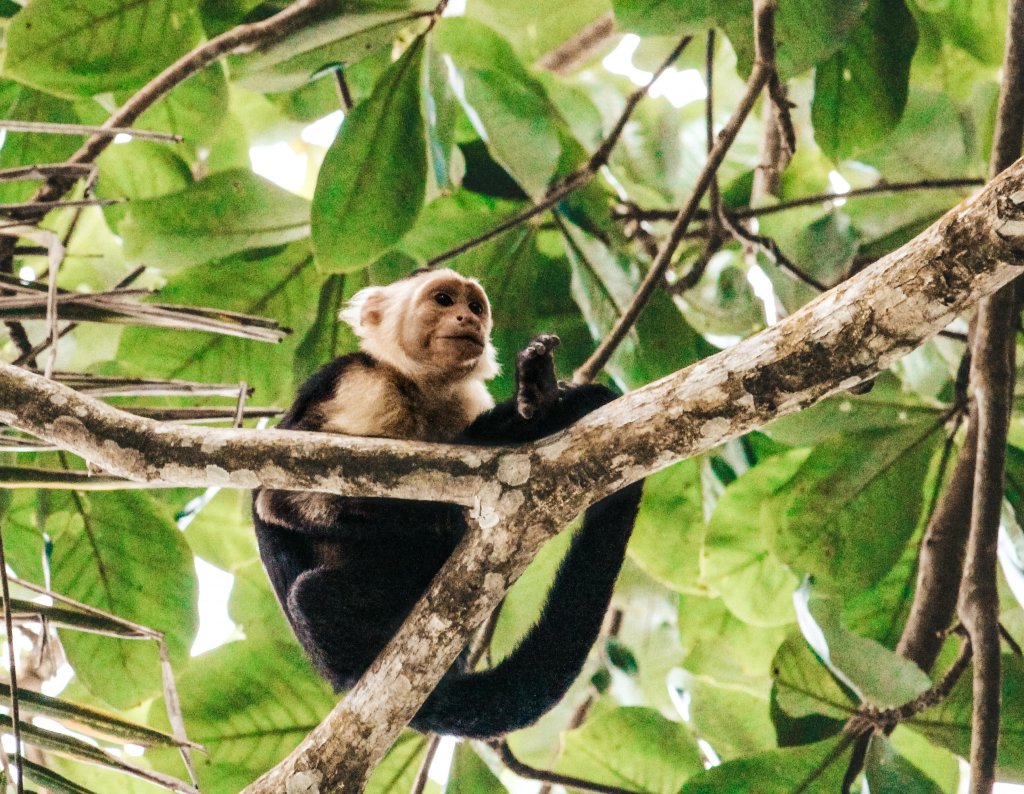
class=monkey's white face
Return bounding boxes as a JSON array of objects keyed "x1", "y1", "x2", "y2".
[
  {"x1": 344, "y1": 269, "x2": 499, "y2": 383},
  {"x1": 402, "y1": 274, "x2": 492, "y2": 376}
]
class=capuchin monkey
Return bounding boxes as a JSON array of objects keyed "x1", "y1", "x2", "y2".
[{"x1": 252, "y1": 268, "x2": 643, "y2": 738}]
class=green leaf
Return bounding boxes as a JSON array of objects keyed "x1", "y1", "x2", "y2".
[
  {"x1": 671, "y1": 671, "x2": 777, "y2": 759},
  {"x1": 679, "y1": 596, "x2": 787, "y2": 692},
  {"x1": 117, "y1": 243, "x2": 319, "y2": 407},
  {"x1": 181, "y1": 489, "x2": 259, "y2": 571},
  {"x1": 366, "y1": 733, "x2": 429, "y2": 794},
  {"x1": 120, "y1": 169, "x2": 311, "y2": 271},
  {"x1": 556, "y1": 708, "x2": 703, "y2": 794},
  {"x1": 812, "y1": 0, "x2": 918, "y2": 160},
  {"x1": 446, "y1": 744, "x2": 506, "y2": 794},
  {"x1": 865, "y1": 734, "x2": 946, "y2": 794},
  {"x1": 772, "y1": 634, "x2": 857, "y2": 721},
  {"x1": 704, "y1": 451, "x2": 806, "y2": 626},
  {"x1": 771, "y1": 424, "x2": 942, "y2": 593},
  {"x1": 804, "y1": 595, "x2": 932, "y2": 708},
  {"x1": 229, "y1": 4, "x2": 431, "y2": 93},
  {"x1": 726, "y1": 0, "x2": 870, "y2": 78},
  {"x1": 0, "y1": 83, "x2": 79, "y2": 204},
  {"x1": 435, "y1": 18, "x2": 561, "y2": 198},
  {"x1": 51, "y1": 492, "x2": 198, "y2": 710},
  {"x1": 612, "y1": 0, "x2": 750, "y2": 36},
  {"x1": 911, "y1": 0, "x2": 1009, "y2": 65},
  {"x1": 3, "y1": 0, "x2": 194, "y2": 97},
  {"x1": 628, "y1": 459, "x2": 704, "y2": 594},
  {"x1": 680, "y1": 736, "x2": 850, "y2": 794},
  {"x1": 911, "y1": 653, "x2": 1024, "y2": 782},
  {"x1": 146, "y1": 637, "x2": 335, "y2": 792},
  {"x1": 562, "y1": 222, "x2": 711, "y2": 389},
  {"x1": 95, "y1": 140, "x2": 193, "y2": 226},
  {"x1": 312, "y1": 40, "x2": 427, "y2": 273}
]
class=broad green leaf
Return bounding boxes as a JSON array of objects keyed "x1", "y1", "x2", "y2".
[
  {"x1": 147, "y1": 638, "x2": 335, "y2": 793},
  {"x1": 612, "y1": 0, "x2": 750, "y2": 36},
  {"x1": 724, "y1": 0, "x2": 870, "y2": 78},
  {"x1": 764, "y1": 377, "x2": 944, "y2": 447},
  {"x1": 118, "y1": 243, "x2": 319, "y2": 407},
  {"x1": 670, "y1": 670, "x2": 777, "y2": 759},
  {"x1": 556, "y1": 708, "x2": 703, "y2": 794},
  {"x1": 229, "y1": 4, "x2": 431, "y2": 93},
  {"x1": 424, "y1": 45, "x2": 465, "y2": 195},
  {"x1": 628, "y1": 459, "x2": 704, "y2": 594},
  {"x1": 772, "y1": 634, "x2": 856, "y2": 721},
  {"x1": 704, "y1": 450, "x2": 806, "y2": 626},
  {"x1": 51, "y1": 492, "x2": 198, "y2": 709},
  {"x1": 0, "y1": 83, "x2": 79, "y2": 204},
  {"x1": 680, "y1": 736, "x2": 850, "y2": 794},
  {"x1": 887, "y1": 726, "x2": 961, "y2": 793},
  {"x1": 3, "y1": 0, "x2": 194, "y2": 97},
  {"x1": 181, "y1": 489, "x2": 259, "y2": 571},
  {"x1": 95, "y1": 140, "x2": 193, "y2": 226},
  {"x1": 865, "y1": 734, "x2": 948, "y2": 794},
  {"x1": 911, "y1": 653, "x2": 1024, "y2": 782},
  {"x1": 771, "y1": 425, "x2": 942, "y2": 593},
  {"x1": 130, "y1": 56, "x2": 230, "y2": 147},
  {"x1": 490, "y1": 523, "x2": 573, "y2": 663},
  {"x1": 562, "y1": 222, "x2": 711, "y2": 389},
  {"x1": 679, "y1": 595, "x2": 787, "y2": 692},
  {"x1": 911, "y1": 0, "x2": 1009, "y2": 65},
  {"x1": 435, "y1": 18, "x2": 561, "y2": 198},
  {"x1": 120, "y1": 169, "x2": 311, "y2": 271},
  {"x1": 467, "y1": 0, "x2": 610, "y2": 63},
  {"x1": 446, "y1": 744, "x2": 506, "y2": 794},
  {"x1": 312, "y1": 40, "x2": 426, "y2": 272},
  {"x1": 803, "y1": 595, "x2": 932, "y2": 708},
  {"x1": 367, "y1": 733, "x2": 429, "y2": 794},
  {"x1": 812, "y1": 0, "x2": 918, "y2": 160}
]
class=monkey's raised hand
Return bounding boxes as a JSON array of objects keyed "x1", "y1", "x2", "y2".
[{"x1": 515, "y1": 333, "x2": 560, "y2": 419}]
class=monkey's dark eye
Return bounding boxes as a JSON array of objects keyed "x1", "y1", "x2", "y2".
[
  {"x1": 468, "y1": 301, "x2": 484, "y2": 316},
  {"x1": 434, "y1": 293, "x2": 454, "y2": 307}
]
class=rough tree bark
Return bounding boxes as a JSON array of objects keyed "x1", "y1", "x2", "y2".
[{"x1": 2, "y1": 157, "x2": 1024, "y2": 791}]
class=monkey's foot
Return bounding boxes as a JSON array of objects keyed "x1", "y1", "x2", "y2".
[{"x1": 516, "y1": 333, "x2": 560, "y2": 419}]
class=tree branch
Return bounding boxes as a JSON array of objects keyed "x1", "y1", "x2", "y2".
[
  {"x1": 0, "y1": 145, "x2": 1014, "y2": 791},
  {"x1": 574, "y1": 0, "x2": 782, "y2": 383},
  {"x1": 427, "y1": 34, "x2": 694, "y2": 268}
]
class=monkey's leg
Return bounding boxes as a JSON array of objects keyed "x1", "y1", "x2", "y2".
[
  {"x1": 287, "y1": 564, "x2": 422, "y2": 691},
  {"x1": 422, "y1": 382, "x2": 643, "y2": 737}
]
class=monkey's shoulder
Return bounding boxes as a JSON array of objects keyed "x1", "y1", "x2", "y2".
[{"x1": 283, "y1": 352, "x2": 491, "y2": 441}]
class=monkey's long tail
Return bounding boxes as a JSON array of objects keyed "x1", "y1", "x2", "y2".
[{"x1": 409, "y1": 480, "x2": 643, "y2": 738}]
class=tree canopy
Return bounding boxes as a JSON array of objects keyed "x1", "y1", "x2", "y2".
[{"x1": 0, "y1": 1, "x2": 1022, "y2": 793}]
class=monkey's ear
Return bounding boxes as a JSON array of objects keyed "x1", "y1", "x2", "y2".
[{"x1": 339, "y1": 287, "x2": 385, "y2": 333}]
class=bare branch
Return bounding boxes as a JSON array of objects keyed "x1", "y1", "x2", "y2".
[
  {"x1": 494, "y1": 741, "x2": 642, "y2": 794},
  {"x1": 427, "y1": 34, "x2": 694, "y2": 267},
  {"x1": 534, "y1": 13, "x2": 616, "y2": 74},
  {"x1": 619, "y1": 178, "x2": 985, "y2": 224},
  {"x1": 574, "y1": 0, "x2": 781, "y2": 383}
]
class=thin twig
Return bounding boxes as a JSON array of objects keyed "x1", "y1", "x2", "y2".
[
  {"x1": 0, "y1": 164, "x2": 95, "y2": 183},
  {"x1": 0, "y1": 525, "x2": 23, "y2": 794},
  {"x1": 427, "y1": 34, "x2": 694, "y2": 267},
  {"x1": 717, "y1": 208, "x2": 829, "y2": 291},
  {"x1": 0, "y1": 119, "x2": 180, "y2": 142},
  {"x1": 409, "y1": 736, "x2": 441, "y2": 794},
  {"x1": 334, "y1": 69, "x2": 354, "y2": 112},
  {"x1": 574, "y1": 0, "x2": 780, "y2": 383},
  {"x1": 534, "y1": 13, "x2": 615, "y2": 74},
  {"x1": 0, "y1": 197, "x2": 122, "y2": 213},
  {"x1": 494, "y1": 741, "x2": 643, "y2": 794},
  {"x1": 617, "y1": 178, "x2": 986, "y2": 224},
  {"x1": 11, "y1": 265, "x2": 146, "y2": 367}
]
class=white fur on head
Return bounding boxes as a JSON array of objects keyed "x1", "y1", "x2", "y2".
[{"x1": 339, "y1": 269, "x2": 500, "y2": 383}]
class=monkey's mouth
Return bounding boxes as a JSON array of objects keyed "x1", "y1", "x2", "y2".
[{"x1": 442, "y1": 334, "x2": 484, "y2": 348}]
